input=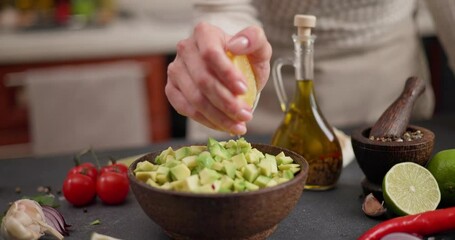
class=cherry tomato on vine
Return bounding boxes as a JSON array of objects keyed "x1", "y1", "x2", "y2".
[
  {"x1": 68, "y1": 162, "x2": 98, "y2": 182},
  {"x1": 63, "y1": 173, "x2": 96, "y2": 206},
  {"x1": 96, "y1": 172, "x2": 129, "y2": 205}
]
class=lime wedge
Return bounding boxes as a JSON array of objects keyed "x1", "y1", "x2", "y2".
[{"x1": 382, "y1": 162, "x2": 440, "y2": 216}]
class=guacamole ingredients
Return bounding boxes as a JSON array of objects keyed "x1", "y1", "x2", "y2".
[
  {"x1": 358, "y1": 207, "x2": 455, "y2": 240},
  {"x1": 134, "y1": 138, "x2": 300, "y2": 193},
  {"x1": 1, "y1": 199, "x2": 63, "y2": 240}
]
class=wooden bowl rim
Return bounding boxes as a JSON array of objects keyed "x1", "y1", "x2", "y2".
[{"x1": 128, "y1": 143, "x2": 309, "y2": 199}]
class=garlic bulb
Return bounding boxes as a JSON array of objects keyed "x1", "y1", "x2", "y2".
[{"x1": 1, "y1": 199, "x2": 63, "y2": 240}]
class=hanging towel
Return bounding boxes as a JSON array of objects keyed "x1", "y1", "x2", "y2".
[{"x1": 26, "y1": 61, "x2": 150, "y2": 156}]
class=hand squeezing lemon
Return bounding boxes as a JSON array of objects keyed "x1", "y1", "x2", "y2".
[{"x1": 227, "y1": 52, "x2": 258, "y2": 108}]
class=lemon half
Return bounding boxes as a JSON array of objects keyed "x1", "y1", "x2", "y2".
[{"x1": 227, "y1": 52, "x2": 257, "y2": 107}]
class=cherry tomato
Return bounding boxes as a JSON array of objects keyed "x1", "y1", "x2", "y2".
[
  {"x1": 63, "y1": 173, "x2": 96, "y2": 206},
  {"x1": 68, "y1": 162, "x2": 98, "y2": 182},
  {"x1": 96, "y1": 172, "x2": 129, "y2": 205},
  {"x1": 100, "y1": 163, "x2": 128, "y2": 176}
]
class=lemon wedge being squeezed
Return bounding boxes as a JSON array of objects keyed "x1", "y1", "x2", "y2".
[{"x1": 227, "y1": 52, "x2": 258, "y2": 108}]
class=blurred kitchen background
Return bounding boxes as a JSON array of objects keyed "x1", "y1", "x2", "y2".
[{"x1": 0, "y1": 0, "x2": 453, "y2": 158}]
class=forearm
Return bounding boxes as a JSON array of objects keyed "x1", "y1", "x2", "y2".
[
  {"x1": 425, "y1": 0, "x2": 455, "y2": 73},
  {"x1": 192, "y1": 0, "x2": 261, "y2": 34}
]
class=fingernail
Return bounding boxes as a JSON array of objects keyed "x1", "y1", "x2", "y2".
[
  {"x1": 236, "y1": 109, "x2": 252, "y2": 121},
  {"x1": 236, "y1": 80, "x2": 248, "y2": 93},
  {"x1": 228, "y1": 36, "x2": 249, "y2": 52},
  {"x1": 231, "y1": 123, "x2": 247, "y2": 135}
]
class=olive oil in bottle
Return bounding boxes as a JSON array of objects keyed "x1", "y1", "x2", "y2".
[{"x1": 271, "y1": 15, "x2": 342, "y2": 190}]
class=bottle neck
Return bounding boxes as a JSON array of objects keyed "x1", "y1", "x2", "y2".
[{"x1": 293, "y1": 34, "x2": 315, "y2": 81}]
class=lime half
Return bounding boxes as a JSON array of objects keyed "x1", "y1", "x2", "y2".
[{"x1": 383, "y1": 162, "x2": 440, "y2": 216}]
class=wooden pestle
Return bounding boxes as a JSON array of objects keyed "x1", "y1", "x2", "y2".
[{"x1": 369, "y1": 76, "x2": 425, "y2": 139}]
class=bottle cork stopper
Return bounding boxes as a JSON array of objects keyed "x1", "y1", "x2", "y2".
[{"x1": 294, "y1": 15, "x2": 316, "y2": 38}]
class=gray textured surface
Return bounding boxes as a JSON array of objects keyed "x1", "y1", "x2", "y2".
[{"x1": 1, "y1": 114, "x2": 454, "y2": 240}]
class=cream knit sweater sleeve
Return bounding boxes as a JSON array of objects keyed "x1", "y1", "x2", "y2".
[
  {"x1": 425, "y1": 0, "x2": 455, "y2": 73},
  {"x1": 192, "y1": 0, "x2": 261, "y2": 35}
]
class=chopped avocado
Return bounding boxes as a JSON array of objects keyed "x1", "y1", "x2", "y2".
[
  {"x1": 243, "y1": 164, "x2": 259, "y2": 182},
  {"x1": 234, "y1": 179, "x2": 246, "y2": 192},
  {"x1": 134, "y1": 138, "x2": 299, "y2": 194},
  {"x1": 232, "y1": 153, "x2": 248, "y2": 169},
  {"x1": 134, "y1": 161, "x2": 156, "y2": 172},
  {"x1": 220, "y1": 175, "x2": 234, "y2": 190},
  {"x1": 222, "y1": 161, "x2": 236, "y2": 179},
  {"x1": 196, "y1": 151, "x2": 215, "y2": 170},
  {"x1": 208, "y1": 138, "x2": 231, "y2": 160},
  {"x1": 199, "y1": 168, "x2": 221, "y2": 185},
  {"x1": 276, "y1": 152, "x2": 294, "y2": 165},
  {"x1": 244, "y1": 181, "x2": 260, "y2": 191},
  {"x1": 190, "y1": 145, "x2": 206, "y2": 155},
  {"x1": 135, "y1": 171, "x2": 157, "y2": 182},
  {"x1": 174, "y1": 147, "x2": 191, "y2": 161},
  {"x1": 254, "y1": 175, "x2": 271, "y2": 188},
  {"x1": 181, "y1": 155, "x2": 198, "y2": 169},
  {"x1": 146, "y1": 178, "x2": 159, "y2": 188},
  {"x1": 170, "y1": 164, "x2": 191, "y2": 181}
]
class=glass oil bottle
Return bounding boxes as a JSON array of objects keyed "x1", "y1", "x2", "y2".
[{"x1": 271, "y1": 15, "x2": 342, "y2": 190}]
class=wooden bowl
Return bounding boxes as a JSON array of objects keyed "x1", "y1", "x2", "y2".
[
  {"x1": 351, "y1": 125, "x2": 434, "y2": 188},
  {"x1": 128, "y1": 143, "x2": 309, "y2": 240}
]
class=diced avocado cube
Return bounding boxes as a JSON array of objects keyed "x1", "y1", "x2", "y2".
[
  {"x1": 235, "y1": 170, "x2": 244, "y2": 180},
  {"x1": 174, "y1": 147, "x2": 191, "y2": 161},
  {"x1": 244, "y1": 181, "x2": 260, "y2": 191},
  {"x1": 134, "y1": 161, "x2": 156, "y2": 172},
  {"x1": 224, "y1": 139, "x2": 237, "y2": 149},
  {"x1": 190, "y1": 145, "x2": 206, "y2": 155},
  {"x1": 243, "y1": 164, "x2": 259, "y2": 182},
  {"x1": 265, "y1": 154, "x2": 278, "y2": 173},
  {"x1": 170, "y1": 180, "x2": 185, "y2": 191},
  {"x1": 165, "y1": 159, "x2": 181, "y2": 168},
  {"x1": 165, "y1": 155, "x2": 176, "y2": 165},
  {"x1": 289, "y1": 167, "x2": 300, "y2": 174},
  {"x1": 278, "y1": 163, "x2": 300, "y2": 170},
  {"x1": 211, "y1": 162, "x2": 224, "y2": 171},
  {"x1": 208, "y1": 138, "x2": 231, "y2": 160},
  {"x1": 135, "y1": 171, "x2": 156, "y2": 182},
  {"x1": 265, "y1": 179, "x2": 278, "y2": 187},
  {"x1": 236, "y1": 138, "x2": 251, "y2": 150},
  {"x1": 156, "y1": 166, "x2": 169, "y2": 175},
  {"x1": 276, "y1": 177, "x2": 290, "y2": 184},
  {"x1": 276, "y1": 152, "x2": 294, "y2": 165},
  {"x1": 196, "y1": 151, "x2": 215, "y2": 169},
  {"x1": 222, "y1": 161, "x2": 236, "y2": 179},
  {"x1": 198, "y1": 180, "x2": 221, "y2": 193},
  {"x1": 283, "y1": 169, "x2": 295, "y2": 179},
  {"x1": 232, "y1": 153, "x2": 247, "y2": 169},
  {"x1": 245, "y1": 149, "x2": 263, "y2": 164},
  {"x1": 156, "y1": 173, "x2": 169, "y2": 185},
  {"x1": 258, "y1": 156, "x2": 278, "y2": 177},
  {"x1": 234, "y1": 179, "x2": 246, "y2": 192},
  {"x1": 220, "y1": 175, "x2": 234, "y2": 190},
  {"x1": 170, "y1": 164, "x2": 191, "y2": 181},
  {"x1": 254, "y1": 175, "x2": 271, "y2": 188},
  {"x1": 199, "y1": 168, "x2": 221, "y2": 185},
  {"x1": 219, "y1": 188, "x2": 233, "y2": 193},
  {"x1": 160, "y1": 182, "x2": 172, "y2": 190},
  {"x1": 156, "y1": 147, "x2": 174, "y2": 164},
  {"x1": 181, "y1": 175, "x2": 200, "y2": 192},
  {"x1": 146, "y1": 178, "x2": 159, "y2": 188},
  {"x1": 182, "y1": 155, "x2": 198, "y2": 169}
]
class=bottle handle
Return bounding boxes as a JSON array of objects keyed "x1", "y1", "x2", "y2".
[{"x1": 272, "y1": 57, "x2": 294, "y2": 112}]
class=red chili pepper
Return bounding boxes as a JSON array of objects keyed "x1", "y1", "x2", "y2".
[{"x1": 358, "y1": 207, "x2": 455, "y2": 240}]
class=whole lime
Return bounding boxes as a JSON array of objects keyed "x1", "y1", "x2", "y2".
[{"x1": 426, "y1": 149, "x2": 455, "y2": 206}]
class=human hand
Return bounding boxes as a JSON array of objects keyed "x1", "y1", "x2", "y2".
[{"x1": 166, "y1": 22, "x2": 272, "y2": 135}]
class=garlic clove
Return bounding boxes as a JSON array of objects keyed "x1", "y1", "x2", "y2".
[{"x1": 362, "y1": 193, "x2": 387, "y2": 217}]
